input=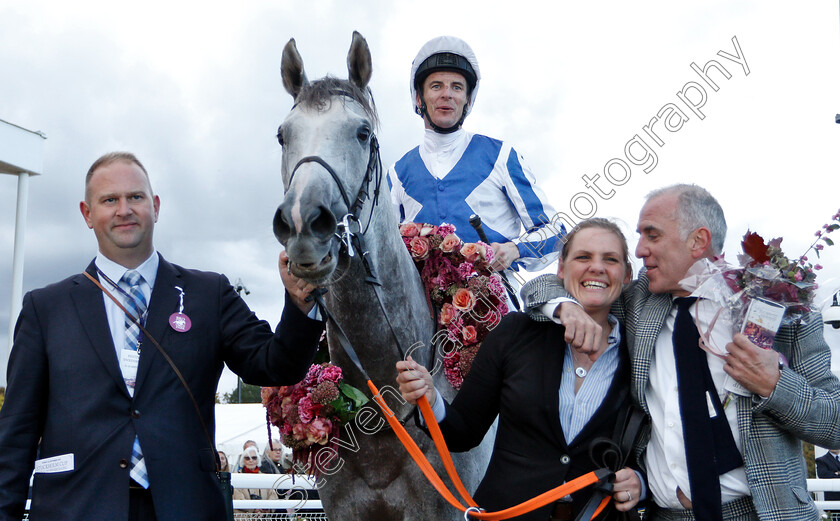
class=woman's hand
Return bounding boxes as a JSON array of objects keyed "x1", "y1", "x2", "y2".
[
  {"x1": 395, "y1": 355, "x2": 436, "y2": 406},
  {"x1": 611, "y1": 467, "x2": 641, "y2": 511}
]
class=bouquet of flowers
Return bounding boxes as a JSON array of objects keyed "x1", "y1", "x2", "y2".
[
  {"x1": 261, "y1": 360, "x2": 368, "y2": 476},
  {"x1": 681, "y1": 209, "x2": 839, "y2": 354},
  {"x1": 400, "y1": 222, "x2": 509, "y2": 389}
]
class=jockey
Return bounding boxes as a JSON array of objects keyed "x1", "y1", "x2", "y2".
[{"x1": 387, "y1": 35, "x2": 562, "y2": 277}]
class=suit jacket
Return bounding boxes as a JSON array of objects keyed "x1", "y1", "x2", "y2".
[
  {"x1": 436, "y1": 312, "x2": 635, "y2": 520},
  {"x1": 521, "y1": 273, "x2": 840, "y2": 521},
  {"x1": 816, "y1": 453, "x2": 840, "y2": 501},
  {"x1": 0, "y1": 255, "x2": 323, "y2": 521}
]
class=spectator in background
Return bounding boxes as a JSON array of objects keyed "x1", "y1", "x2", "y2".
[
  {"x1": 235, "y1": 440, "x2": 258, "y2": 472},
  {"x1": 817, "y1": 448, "x2": 840, "y2": 517},
  {"x1": 217, "y1": 450, "x2": 230, "y2": 473},
  {"x1": 233, "y1": 445, "x2": 278, "y2": 520},
  {"x1": 260, "y1": 441, "x2": 284, "y2": 474}
]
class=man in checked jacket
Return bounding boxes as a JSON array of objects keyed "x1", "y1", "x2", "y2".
[{"x1": 521, "y1": 184, "x2": 840, "y2": 521}]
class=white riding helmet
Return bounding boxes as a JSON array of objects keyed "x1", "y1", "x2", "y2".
[{"x1": 410, "y1": 36, "x2": 481, "y2": 118}]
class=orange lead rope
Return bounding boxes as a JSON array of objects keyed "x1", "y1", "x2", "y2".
[{"x1": 367, "y1": 380, "x2": 614, "y2": 520}]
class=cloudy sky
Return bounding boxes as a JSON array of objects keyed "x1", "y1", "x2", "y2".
[{"x1": 1, "y1": 1, "x2": 839, "y2": 392}]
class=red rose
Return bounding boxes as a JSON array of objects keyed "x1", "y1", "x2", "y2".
[
  {"x1": 400, "y1": 222, "x2": 422, "y2": 238},
  {"x1": 439, "y1": 303, "x2": 458, "y2": 325},
  {"x1": 409, "y1": 236, "x2": 431, "y2": 260},
  {"x1": 452, "y1": 288, "x2": 476, "y2": 312},
  {"x1": 440, "y1": 234, "x2": 461, "y2": 253},
  {"x1": 460, "y1": 243, "x2": 480, "y2": 262},
  {"x1": 461, "y1": 325, "x2": 478, "y2": 344}
]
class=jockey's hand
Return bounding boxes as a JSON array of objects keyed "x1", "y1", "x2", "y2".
[
  {"x1": 279, "y1": 250, "x2": 316, "y2": 314},
  {"x1": 724, "y1": 333, "x2": 781, "y2": 398},
  {"x1": 612, "y1": 467, "x2": 642, "y2": 512},
  {"x1": 490, "y1": 242, "x2": 520, "y2": 271},
  {"x1": 554, "y1": 301, "x2": 603, "y2": 358},
  {"x1": 395, "y1": 355, "x2": 436, "y2": 406}
]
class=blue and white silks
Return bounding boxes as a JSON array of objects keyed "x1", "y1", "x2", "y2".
[{"x1": 387, "y1": 129, "x2": 561, "y2": 272}]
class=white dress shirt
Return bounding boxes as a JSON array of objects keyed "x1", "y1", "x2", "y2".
[
  {"x1": 645, "y1": 298, "x2": 750, "y2": 509},
  {"x1": 95, "y1": 251, "x2": 159, "y2": 362}
]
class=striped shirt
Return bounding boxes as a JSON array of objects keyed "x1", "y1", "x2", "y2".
[
  {"x1": 388, "y1": 129, "x2": 561, "y2": 271},
  {"x1": 558, "y1": 316, "x2": 621, "y2": 444}
]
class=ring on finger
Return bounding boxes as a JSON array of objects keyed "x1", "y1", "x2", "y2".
[{"x1": 625, "y1": 490, "x2": 632, "y2": 502}]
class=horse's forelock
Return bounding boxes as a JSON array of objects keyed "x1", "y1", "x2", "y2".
[{"x1": 295, "y1": 76, "x2": 379, "y2": 128}]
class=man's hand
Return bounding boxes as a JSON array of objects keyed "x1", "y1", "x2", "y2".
[
  {"x1": 279, "y1": 250, "x2": 316, "y2": 314},
  {"x1": 490, "y1": 241, "x2": 520, "y2": 271},
  {"x1": 554, "y1": 302, "x2": 603, "y2": 358},
  {"x1": 723, "y1": 333, "x2": 781, "y2": 397}
]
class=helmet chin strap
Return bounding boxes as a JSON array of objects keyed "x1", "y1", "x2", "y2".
[{"x1": 418, "y1": 100, "x2": 468, "y2": 134}]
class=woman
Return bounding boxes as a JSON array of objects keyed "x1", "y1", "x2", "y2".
[
  {"x1": 396, "y1": 218, "x2": 643, "y2": 521},
  {"x1": 217, "y1": 449, "x2": 230, "y2": 472},
  {"x1": 232, "y1": 445, "x2": 279, "y2": 520}
]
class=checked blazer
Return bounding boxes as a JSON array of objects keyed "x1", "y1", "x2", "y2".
[
  {"x1": 0, "y1": 255, "x2": 323, "y2": 521},
  {"x1": 521, "y1": 273, "x2": 840, "y2": 521}
]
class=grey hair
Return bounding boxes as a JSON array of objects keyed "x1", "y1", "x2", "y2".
[{"x1": 646, "y1": 184, "x2": 727, "y2": 255}]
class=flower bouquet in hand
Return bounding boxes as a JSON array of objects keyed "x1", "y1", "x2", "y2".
[
  {"x1": 262, "y1": 360, "x2": 368, "y2": 477},
  {"x1": 400, "y1": 222, "x2": 508, "y2": 389},
  {"x1": 681, "y1": 209, "x2": 839, "y2": 355}
]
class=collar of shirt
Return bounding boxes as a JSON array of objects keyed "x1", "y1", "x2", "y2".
[
  {"x1": 419, "y1": 127, "x2": 471, "y2": 179},
  {"x1": 95, "y1": 250, "x2": 159, "y2": 294}
]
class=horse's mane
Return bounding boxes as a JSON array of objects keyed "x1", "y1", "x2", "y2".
[{"x1": 296, "y1": 76, "x2": 379, "y2": 128}]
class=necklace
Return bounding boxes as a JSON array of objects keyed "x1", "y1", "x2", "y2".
[{"x1": 570, "y1": 349, "x2": 588, "y2": 378}]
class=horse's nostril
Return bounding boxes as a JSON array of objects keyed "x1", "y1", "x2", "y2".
[
  {"x1": 273, "y1": 206, "x2": 292, "y2": 243},
  {"x1": 310, "y1": 206, "x2": 337, "y2": 239}
]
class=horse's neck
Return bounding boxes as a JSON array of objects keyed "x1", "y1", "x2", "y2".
[{"x1": 325, "y1": 200, "x2": 435, "y2": 388}]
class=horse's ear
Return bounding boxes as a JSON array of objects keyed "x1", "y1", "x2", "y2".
[
  {"x1": 282, "y1": 38, "x2": 309, "y2": 99},
  {"x1": 347, "y1": 31, "x2": 372, "y2": 91}
]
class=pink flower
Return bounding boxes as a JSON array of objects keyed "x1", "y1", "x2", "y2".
[
  {"x1": 409, "y1": 236, "x2": 431, "y2": 260},
  {"x1": 437, "y1": 223, "x2": 456, "y2": 237},
  {"x1": 420, "y1": 224, "x2": 438, "y2": 237},
  {"x1": 439, "y1": 303, "x2": 458, "y2": 325},
  {"x1": 794, "y1": 271, "x2": 803, "y2": 282},
  {"x1": 816, "y1": 244, "x2": 824, "y2": 250},
  {"x1": 306, "y1": 417, "x2": 332, "y2": 445},
  {"x1": 318, "y1": 364, "x2": 343, "y2": 384},
  {"x1": 440, "y1": 234, "x2": 462, "y2": 253},
  {"x1": 456, "y1": 261, "x2": 475, "y2": 279},
  {"x1": 303, "y1": 365, "x2": 320, "y2": 387},
  {"x1": 460, "y1": 243, "x2": 480, "y2": 262},
  {"x1": 452, "y1": 288, "x2": 476, "y2": 312},
  {"x1": 400, "y1": 222, "x2": 421, "y2": 238},
  {"x1": 815, "y1": 264, "x2": 823, "y2": 270},
  {"x1": 815, "y1": 230, "x2": 822, "y2": 237},
  {"x1": 462, "y1": 325, "x2": 478, "y2": 345},
  {"x1": 298, "y1": 396, "x2": 317, "y2": 424}
]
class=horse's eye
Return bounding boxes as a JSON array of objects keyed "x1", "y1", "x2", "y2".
[
  {"x1": 357, "y1": 126, "x2": 371, "y2": 143},
  {"x1": 276, "y1": 125, "x2": 285, "y2": 146}
]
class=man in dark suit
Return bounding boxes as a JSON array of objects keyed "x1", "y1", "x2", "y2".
[
  {"x1": 0, "y1": 152, "x2": 324, "y2": 521},
  {"x1": 816, "y1": 449, "x2": 840, "y2": 510},
  {"x1": 522, "y1": 184, "x2": 840, "y2": 520}
]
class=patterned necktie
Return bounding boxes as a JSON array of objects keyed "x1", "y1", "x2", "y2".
[
  {"x1": 672, "y1": 297, "x2": 742, "y2": 521},
  {"x1": 119, "y1": 270, "x2": 149, "y2": 489}
]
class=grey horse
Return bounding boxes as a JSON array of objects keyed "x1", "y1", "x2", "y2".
[{"x1": 273, "y1": 32, "x2": 493, "y2": 520}]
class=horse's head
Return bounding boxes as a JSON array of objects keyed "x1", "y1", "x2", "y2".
[{"x1": 273, "y1": 31, "x2": 378, "y2": 285}]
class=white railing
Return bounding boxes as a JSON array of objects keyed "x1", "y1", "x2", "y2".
[{"x1": 231, "y1": 473, "x2": 323, "y2": 511}]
